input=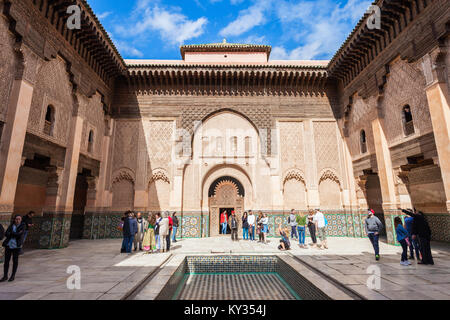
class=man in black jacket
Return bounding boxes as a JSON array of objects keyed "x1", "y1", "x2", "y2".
[
  {"x1": 172, "y1": 212, "x2": 179, "y2": 243},
  {"x1": 1, "y1": 215, "x2": 25, "y2": 282},
  {"x1": 401, "y1": 208, "x2": 434, "y2": 265}
]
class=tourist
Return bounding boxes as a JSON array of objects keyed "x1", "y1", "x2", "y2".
[
  {"x1": 394, "y1": 217, "x2": 411, "y2": 266},
  {"x1": 220, "y1": 210, "x2": 228, "y2": 235},
  {"x1": 288, "y1": 209, "x2": 298, "y2": 240},
  {"x1": 172, "y1": 212, "x2": 179, "y2": 243},
  {"x1": 1, "y1": 215, "x2": 25, "y2": 282},
  {"x1": 296, "y1": 212, "x2": 307, "y2": 248},
  {"x1": 159, "y1": 212, "x2": 169, "y2": 253},
  {"x1": 230, "y1": 211, "x2": 238, "y2": 241},
  {"x1": 154, "y1": 212, "x2": 162, "y2": 252},
  {"x1": 401, "y1": 208, "x2": 434, "y2": 265},
  {"x1": 119, "y1": 212, "x2": 128, "y2": 253},
  {"x1": 122, "y1": 211, "x2": 137, "y2": 254},
  {"x1": 20, "y1": 211, "x2": 34, "y2": 254},
  {"x1": 143, "y1": 213, "x2": 156, "y2": 254},
  {"x1": 257, "y1": 211, "x2": 263, "y2": 242},
  {"x1": 242, "y1": 211, "x2": 249, "y2": 240},
  {"x1": 365, "y1": 209, "x2": 384, "y2": 261},
  {"x1": 314, "y1": 209, "x2": 328, "y2": 249},
  {"x1": 166, "y1": 211, "x2": 173, "y2": 251},
  {"x1": 307, "y1": 210, "x2": 317, "y2": 247},
  {"x1": 261, "y1": 213, "x2": 269, "y2": 244},
  {"x1": 278, "y1": 225, "x2": 290, "y2": 251},
  {"x1": 247, "y1": 210, "x2": 256, "y2": 241},
  {"x1": 133, "y1": 212, "x2": 148, "y2": 251},
  {"x1": 404, "y1": 213, "x2": 420, "y2": 260}
]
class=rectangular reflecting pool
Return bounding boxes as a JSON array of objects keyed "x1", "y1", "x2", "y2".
[{"x1": 156, "y1": 255, "x2": 332, "y2": 300}]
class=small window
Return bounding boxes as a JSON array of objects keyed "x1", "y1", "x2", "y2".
[
  {"x1": 216, "y1": 136, "x2": 223, "y2": 154},
  {"x1": 245, "y1": 136, "x2": 251, "y2": 157},
  {"x1": 88, "y1": 130, "x2": 94, "y2": 153},
  {"x1": 44, "y1": 105, "x2": 55, "y2": 136},
  {"x1": 402, "y1": 105, "x2": 415, "y2": 136},
  {"x1": 230, "y1": 136, "x2": 237, "y2": 153},
  {"x1": 360, "y1": 130, "x2": 367, "y2": 154}
]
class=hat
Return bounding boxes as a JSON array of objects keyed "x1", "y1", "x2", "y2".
[{"x1": 368, "y1": 209, "x2": 375, "y2": 214}]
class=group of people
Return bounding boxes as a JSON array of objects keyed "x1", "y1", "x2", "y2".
[
  {"x1": 0, "y1": 211, "x2": 34, "y2": 282},
  {"x1": 221, "y1": 209, "x2": 329, "y2": 250},
  {"x1": 120, "y1": 211, "x2": 179, "y2": 254},
  {"x1": 364, "y1": 208, "x2": 434, "y2": 266}
]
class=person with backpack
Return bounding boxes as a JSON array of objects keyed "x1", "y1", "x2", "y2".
[
  {"x1": 401, "y1": 208, "x2": 434, "y2": 265},
  {"x1": 278, "y1": 225, "x2": 291, "y2": 251},
  {"x1": 394, "y1": 217, "x2": 411, "y2": 266},
  {"x1": 1, "y1": 215, "x2": 25, "y2": 282},
  {"x1": 288, "y1": 209, "x2": 298, "y2": 240},
  {"x1": 122, "y1": 211, "x2": 137, "y2": 254},
  {"x1": 314, "y1": 209, "x2": 328, "y2": 249}
]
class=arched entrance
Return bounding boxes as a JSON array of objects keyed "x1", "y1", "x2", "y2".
[{"x1": 208, "y1": 176, "x2": 244, "y2": 237}]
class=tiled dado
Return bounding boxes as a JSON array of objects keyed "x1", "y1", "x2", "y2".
[
  {"x1": 0, "y1": 213, "x2": 11, "y2": 263},
  {"x1": 83, "y1": 212, "x2": 123, "y2": 240},
  {"x1": 181, "y1": 213, "x2": 205, "y2": 238},
  {"x1": 38, "y1": 212, "x2": 71, "y2": 249}
]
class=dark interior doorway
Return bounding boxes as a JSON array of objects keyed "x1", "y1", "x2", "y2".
[
  {"x1": 219, "y1": 208, "x2": 234, "y2": 235},
  {"x1": 70, "y1": 170, "x2": 89, "y2": 239},
  {"x1": 365, "y1": 173, "x2": 387, "y2": 238}
]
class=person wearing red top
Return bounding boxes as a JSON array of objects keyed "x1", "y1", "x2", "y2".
[
  {"x1": 220, "y1": 210, "x2": 228, "y2": 235},
  {"x1": 167, "y1": 213, "x2": 173, "y2": 251}
]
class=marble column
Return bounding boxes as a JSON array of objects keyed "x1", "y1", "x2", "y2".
[{"x1": 304, "y1": 120, "x2": 319, "y2": 208}]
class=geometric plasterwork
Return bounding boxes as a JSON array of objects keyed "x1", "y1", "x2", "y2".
[
  {"x1": 283, "y1": 169, "x2": 306, "y2": 188},
  {"x1": 145, "y1": 120, "x2": 174, "y2": 170},
  {"x1": 313, "y1": 121, "x2": 340, "y2": 176},
  {"x1": 112, "y1": 168, "x2": 135, "y2": 185},
  {"x1": 148, "y1": 168, "x2": 170, "y2": 185},
  {"x1": 279, "y1": 121, "x2": 304, "y2": 173},
  {"x1": 318, "y1": 169, "x2": 342, "y2": 189}
]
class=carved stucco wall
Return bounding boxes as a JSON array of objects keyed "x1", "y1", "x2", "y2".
[
  {"x1": 80, "y1": 93, "x2": 105, "y2": 160},
  {"x1": 279, "y1": 121, "x2": 305, "y2": 176},
  {"x1": 382, "y1": 58, "x2": 433, "y2": 145},
  {"x1": 0, "y1": 15, "x2": 16, "y2": 122},
  {"x1": 346, "y1": 95, "x2": 378, "y2": 157},
  {"x1": 112, "y1": 121, "x2": 139, "y2": 174},
  {"x1": 27, "y1": 56, "x2": 73, "y2": 146},
  {"x1": 144, "y1": 120, "x2": 174, "y2": 174},
  {"x1": 314, "y1": 121, "x2": 342, "y2": 178}
]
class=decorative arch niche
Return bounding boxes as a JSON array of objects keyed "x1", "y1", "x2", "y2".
[
  {"x1": 318, "y1": 169, "x2": 342, "y2": 209},
  {"x1": 283, "y1": 169, "x2": 308, "y2": 210},
  {"x1": 148, "y1": 169, "x2": 171, "y2": 211},
  {"x1": 111, "y1": 168, "x2": 135, "y2": 211}
]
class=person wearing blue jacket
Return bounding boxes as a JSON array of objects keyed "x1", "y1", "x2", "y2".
[
  {"x1": 122, "y1": 211, "x2": 138, "y2": 253},
  {"x1": 404, "y1": 215, "x2": 420, "y2": 260},
  {"x1": 394, "y1": 217, "x2": 411, "y2": 266}
]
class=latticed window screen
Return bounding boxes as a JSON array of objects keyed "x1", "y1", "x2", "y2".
[
  {"x1": 402, "y1": 105, "x2": 415, "y2": 136},
  {"x1": 360, "y1": 130, "x2": 367, "y2": 154}
]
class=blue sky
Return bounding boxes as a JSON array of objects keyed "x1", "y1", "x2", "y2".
[{"x1": 89, "y1": 0, "x2": 372, "y2": 61}]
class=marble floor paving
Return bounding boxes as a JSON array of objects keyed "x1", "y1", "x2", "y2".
[{"x1": 0, "y1": 236, "x2": 448, "y2": 300}]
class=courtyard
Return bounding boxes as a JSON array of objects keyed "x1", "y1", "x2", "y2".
[{"x1": 1, "y1": 237, "x2": 449, "y2": 300}]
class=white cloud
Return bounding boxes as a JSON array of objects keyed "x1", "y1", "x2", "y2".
[
  {"x1": 97, "y1": 11, "x2": 112, "y2": 20},
  {"x1": 219, "y1": 0, "x2": 272, "y2": 37},
  {"x1": 135, "y1": 5, "x2": 208, "y2": 45},
  {"x1": 114, "y1": 40, "x2": 144, "y2": 58},
  {"x1": 272, "y1": 0, "x2": 372, "y2": 60}
]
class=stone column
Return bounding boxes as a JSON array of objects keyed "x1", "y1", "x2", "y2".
[
  {"x1": 393, "y1": 167, "x2": 412, "y2": 209},
  {"x1": 371, "y1": 117, "x2": 399, "y2": 244},
  {"x1": 422, "y1": 48, "x2": 450, "y2": 213},
  {"x1": 304, "y1": 120, "x2": 319, "y2": 208},
  {"x1": 0, "y1": 45, "x2": 39, "y2": 230},
  {"x1": 95, "y1": 118, "x2": 114, "y2": 210},
  {"x1": 40, "y1": 98, "x2": 84, "y2": 249},
  {"x1": 83, "y1": 176, "x2": 101, "y2": 239},
  {"x1": 134, "y1": 125, "x2": 147, "y2": 211},
  {"x1": 39, "y1": 166, "x2": 70, "y2": 249}
]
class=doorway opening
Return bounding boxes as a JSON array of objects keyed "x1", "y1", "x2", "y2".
[{"x1": 219, "y1": 208, "x2": 234, "y2": 235}]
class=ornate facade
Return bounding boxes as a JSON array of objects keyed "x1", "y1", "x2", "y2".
[{"x1": 0, "y1": 0, "x2": 449, "y2": 259}]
